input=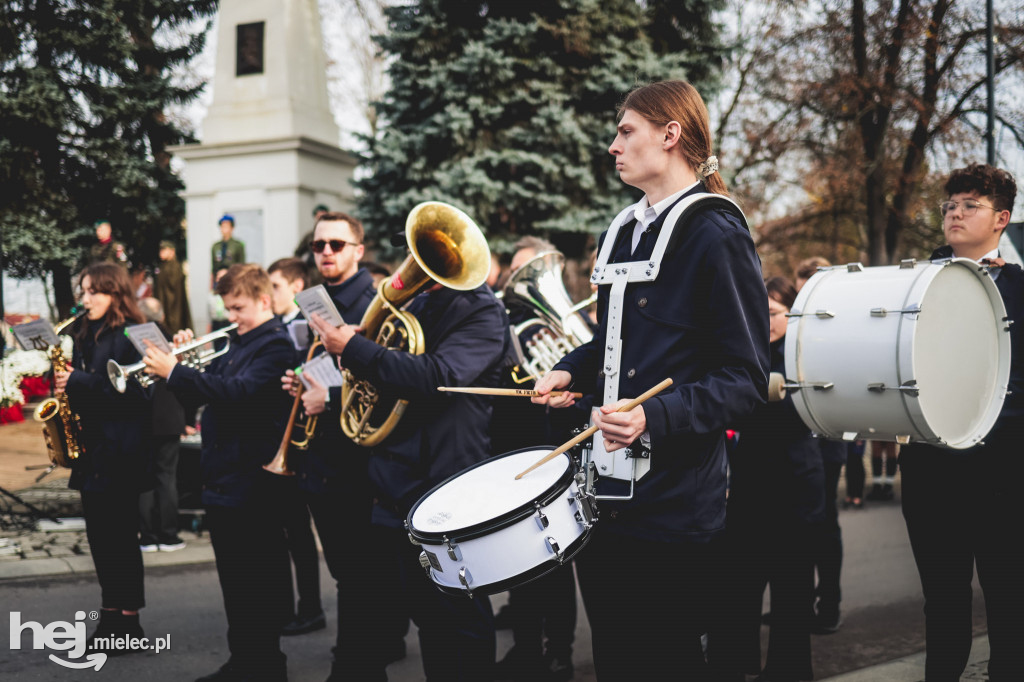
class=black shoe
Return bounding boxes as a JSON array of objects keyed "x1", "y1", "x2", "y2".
[
  {"x1": 811, "y1": 609, "x2": 842, "y2": 635},
  {"x1": 543, "y1": 650, "x2": 574, "y2": 682},
  {"x1": 86, "y1": 611, "x2": 144, "y2": 658},
  {"x1": 281, "y1": 610, "x2": 326, "y2": 636}
]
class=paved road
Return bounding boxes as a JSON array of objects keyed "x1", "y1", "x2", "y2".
[{"x1": 0, "y1": 496, "x2": 990, "y2": 681}]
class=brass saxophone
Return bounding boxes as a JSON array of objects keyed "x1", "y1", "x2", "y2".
[{"x1": 33, "y1": 310, "x2": 86, "y2": 468}]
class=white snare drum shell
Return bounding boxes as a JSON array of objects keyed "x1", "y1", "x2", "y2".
[
  {"x1": 407, "y1": 448, "x2": 594, "y2": 595},
  {"x1": 785, "y1": 259, "x2": 1010, "y2": 449}
]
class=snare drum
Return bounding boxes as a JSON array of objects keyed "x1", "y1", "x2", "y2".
[
  {"x1": 407, "y1": 447, "x2": 596, "y2": 597},
  {"x1": 784, "y1": 258, "x2": 1011, "y2": 449}
]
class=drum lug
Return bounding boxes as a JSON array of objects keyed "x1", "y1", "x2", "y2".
[
  {"x1": 419, "y1": 551, "x2": 431, "y2": 570},
  {"x1": 571, "y1": 490, "x2": 598, "y2": 528},
  {"x1": 534, "y1": 502, "x2": 549, "y2": 530},
  {"x1": 786, "y1": 309, "x2": 835, "y2": 319},
  {"x1": 867, "y1": 381, "x2": 919, "y2": 397},
  {"x1": 545, "y1": 536, "x2": 564, "y2": 563},
  {"x1": 783, "y1": 381, "x2": 834, "y2": 392},
  {"x1": 896, "y1": 435, "x2": 911, "y2": 444},
  {"x1": 846, "y1": 263, "x2": 865, "y2": 272},
  {"x1": 458, "y1": 567, "x2": 474, "y2": 597},
  {"x1": 870, "y1": 304, "x2": 921, "y2": 317},
  {"x1": 443, "y1": 535, "x2": 462, "y2": 562},
  {"x1": 899, "y1": 258, "x2": 917, "y2": 269},
  {"x1": 404, "y1": 520, "x2": 420, "y2": 546}
]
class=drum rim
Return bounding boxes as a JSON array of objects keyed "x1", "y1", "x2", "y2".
[
  {"x1": 428, "y1": 528, "x2": 592, "y2": 597},
  {"x1": 407, "y1": 445, "x2": 576, "y2": 543}
]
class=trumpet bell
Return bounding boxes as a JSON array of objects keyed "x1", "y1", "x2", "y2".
[{"x1": 107, "y1": 359, "x2": 130, "y2": 394}]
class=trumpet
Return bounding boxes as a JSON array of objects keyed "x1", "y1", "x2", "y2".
[{"x1": 106, "y1": 324, "x2": 238, "y2": 393}]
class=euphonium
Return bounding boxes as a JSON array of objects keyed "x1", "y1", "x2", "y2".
[
  {"x1": 33, "y1": 310, "x2": 87, "y2": 469},
  {"x1": 502, "y1": 251, "x2": 595, "y2": 384},
  {"x1": 340, "y1": 201, "x2": 491, "y2": 446}
]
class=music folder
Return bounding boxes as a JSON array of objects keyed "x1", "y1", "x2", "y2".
[
  {"x1": 124, "y1": 322, "x2": 173, "y2": 356},
  {"x1": 10, "y1": 319, "x2": 60, "y2": 351},
  {"x1": 294, "y1": 285, "x2": 345, "y2": 328}
]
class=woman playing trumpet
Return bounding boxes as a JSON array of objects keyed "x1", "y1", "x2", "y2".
[{"x1": 53, "y1": 262, "x2": 153, "y2": 654}]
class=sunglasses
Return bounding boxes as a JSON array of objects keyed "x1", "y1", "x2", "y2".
[{"x1": 310, "y1": 239, "x2": 359, "y2": 253}]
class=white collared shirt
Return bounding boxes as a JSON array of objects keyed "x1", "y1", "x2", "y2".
[{"x1": 630, "y1": 181, "x2": 701, "y2": 252}]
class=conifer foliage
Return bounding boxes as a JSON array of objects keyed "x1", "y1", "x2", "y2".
[
  {"x1": 1, "y1": 0, "x2": 215, "y2": 312},
  {"x1": 355, "y1": 0, "x2": 725, "y2": 256}
]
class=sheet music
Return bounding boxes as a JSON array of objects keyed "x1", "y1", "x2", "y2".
[
  {"x1": 287, "y1": 319, "x2": 310, "y2": 351},
  {"x1": 297, "y1": 352, "x2": 345, "y2": 390},
  {"x1": 124, "y1": 322, "x2": 172, "y2": 356},
  {"x1": 294, "y1": 285, "x2": 345, "y2": 328},
  {"x1": 10, "y1": 319, "x2": 60, "y2": 350}
]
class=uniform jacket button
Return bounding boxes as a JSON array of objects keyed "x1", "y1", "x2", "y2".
[
  {"x1": 627, "y1": 368, "x2": 636, "y2": 378},
  {"x1": 638, "y1": 297, "x2": 648, "y2": 308}
]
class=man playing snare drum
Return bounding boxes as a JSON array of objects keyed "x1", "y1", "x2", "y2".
[{"x1": 899, "y1": 163, "x2": 1024, "y2": 682}]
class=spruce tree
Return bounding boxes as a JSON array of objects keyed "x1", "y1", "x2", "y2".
[
  {"x1": 0, "y1": 0, "x2": 215, "y2": 314},
  {"x1": 354, "y1": 0, "x2": 725, "y2": 258}
]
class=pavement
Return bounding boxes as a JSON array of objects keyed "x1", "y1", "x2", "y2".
[{"x1": 0, "y1": 407, "x2": 995, "y2": 681}]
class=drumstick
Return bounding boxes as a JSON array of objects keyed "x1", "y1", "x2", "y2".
[
  {"x1": 514, "y1": 378, "x2": 674, "y2": 480},
  {"x1": 437, "y1": 386, "x2": 583, "y2": 399}
]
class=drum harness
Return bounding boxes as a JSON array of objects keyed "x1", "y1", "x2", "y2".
[{"x1": 586, "y1": 193, "x2": 748, "y2": 500}]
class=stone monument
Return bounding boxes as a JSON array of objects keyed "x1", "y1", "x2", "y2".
[{"x1": 170, "y1": 0, "x2": 355, "y2": 331}]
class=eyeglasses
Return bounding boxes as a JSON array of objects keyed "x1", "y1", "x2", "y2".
[
  {"x1": 310, "y1": 239, "x2": 359, "y2": 253},
  {"x1": 939, "y1": 199, "x2": 1001, "y2": 217}
]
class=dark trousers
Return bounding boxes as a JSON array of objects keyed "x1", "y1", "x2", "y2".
[
  {"x1": 282, "y1": 483, "x2": 321, "y2": 619},
  {"x1": 81, "y1": 489, "x2": 145, "y2": 610},
  {"x1": 206, "y1": 502, "x2": 291, "y2": 676},
  {"x1": 901, "y1": 448, "x2": 1024, "y2": 682},
  {"x1": 138, "y1": 436, "x2": 180, "y2": 545},
  {"x1": 815, "y1": 459, "x2": 843, "y2": 615},
  {"x1": 507, "y1": 561, "x2": 577, "y2": 658},
  {"x1": 576, "y1": 527, "x2": 712, "y2": 681},
  {"x1": 305, "y1": 486, "x2": 376, "y2": 668},
  {"x1": 710, "y1": 524, "x2": 816, "y2": 681},
  {"x1": 355, "y1": 524, "x2": 495, "y2": 681}
]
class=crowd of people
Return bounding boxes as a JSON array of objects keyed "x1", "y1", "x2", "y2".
[{"x1": 43, "y1": 79, "x2": 1022, "y2": 682}]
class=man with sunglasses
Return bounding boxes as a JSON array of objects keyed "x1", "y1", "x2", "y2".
[
  {"x1": 899, "y1": 163, "x2": 1024, "y2": 682},
  {"x1": 279, "y1": 211, "x2": 377, "y2": 681}
]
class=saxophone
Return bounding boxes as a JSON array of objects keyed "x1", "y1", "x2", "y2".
[{"x1": 33, "y1": 311, "x2": 87, "y2": 468}]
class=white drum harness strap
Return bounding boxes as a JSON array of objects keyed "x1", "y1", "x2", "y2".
[{"x1": 586, "y1": 193, "x2": 748, "y2": 491}]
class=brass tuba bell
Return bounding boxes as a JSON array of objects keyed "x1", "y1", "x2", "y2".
[
  {"x1": 502, "y1": 251, "x2": 595, "y2": 384},
  {"x1": 340, "y1": 201, "x2": 492, "y2": 446}
]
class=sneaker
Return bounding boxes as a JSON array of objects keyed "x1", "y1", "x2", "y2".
[
  {"x1": 158, "y1": 541, "x2": 186, "y2": 552},
  {"x1": 281, "y1": 610, "x2": 326, "y2": 636},
  {"x1": 140, "y1": 544, "x2": 158, "y2": 553}
]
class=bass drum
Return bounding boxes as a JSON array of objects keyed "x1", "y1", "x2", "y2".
[
  {"x1": 784, "y1": 258, "x2": 1010, "y2": 449},
  {"x1": 407, "y1": 447, "x2": 595, "y2": 597}
]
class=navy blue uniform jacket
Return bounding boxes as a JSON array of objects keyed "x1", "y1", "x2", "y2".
[
  {"x1": 167, "y1": 317, "x2": 295, "y2": 507},
  {"x1": 554, "y1": 190, "x2": 769, "y2": 542},
  {"x1": 340, "y1": 284, "x2": 510, "y2": 528},
  {"x1": 66, "y1": 319, "x2": 153, "y2": 493},
  {"x1": 293, "y1": 269, "x2": 376, "y2": 495},
  {"x1": 901, "y1": 248, "x2": 1024, "y2": 487}
]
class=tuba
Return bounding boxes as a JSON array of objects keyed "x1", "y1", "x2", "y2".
[
  {"x1": 502, "y1": 251, "x2": 595, "y2": 383},
  {"x1": 33, "y1": 310, "x2": 87, "y2": 469},
  {"x1": 340, "y1": 201, "x2": 491, "y2": 446}
]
